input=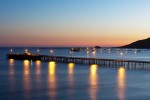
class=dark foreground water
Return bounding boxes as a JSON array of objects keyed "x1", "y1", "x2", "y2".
[{"x1": 1, "y1": 48, "x2": 150, "y2": 100}]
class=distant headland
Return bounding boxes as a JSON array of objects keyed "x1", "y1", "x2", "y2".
[{"x1": 120, "y1": 37, "x2": 150, "y2": 48}]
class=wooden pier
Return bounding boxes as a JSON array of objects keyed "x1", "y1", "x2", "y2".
[{"x1": 7, "y1": 54, "x2": 150, "y2": 69}]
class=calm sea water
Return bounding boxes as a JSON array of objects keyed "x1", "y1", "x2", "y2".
[{"x1": 1, "y1": 47, "x2": 150, "y2": 100}]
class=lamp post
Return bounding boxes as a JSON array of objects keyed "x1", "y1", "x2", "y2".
[
  {"x1": 120, "y1": 52, "x2": 124, "y2": 60},
  {"x1": 37, "y1": 49, "x2": 40, "y2": 54},
  {"x1": 92, "y1": 50, "x2": 96, "y2": 58},
  {"x1": 86, "y1": 50, "x2": 89, "y2": 58},
  {"x1": 10, "y1": 49, "x2": 13, "y2": 54},
  {"x1": 92, "y1": 50, "x2": 96, "y2": 64},
  {"x1": 50, "y1": 49, "x2": 54, "y2": 56},
  {"x1": 70, "y1": 51, "x2": 73, "y2": 57},
  {"x1": 25, "y1": 49, "x2": 28, "y2": 52}
]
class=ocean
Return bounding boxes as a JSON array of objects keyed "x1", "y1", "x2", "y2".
[{"x1": 1, "y1": 47, "x2": 150, "y2": 100}]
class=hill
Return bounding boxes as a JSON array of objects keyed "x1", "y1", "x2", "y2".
[{"x1": 120, "y1": 38, "x2": 150, "y2": 48}]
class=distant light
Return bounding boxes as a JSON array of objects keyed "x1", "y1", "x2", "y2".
[
  {"x1": 37, "y1": 49, "x2": 40, "y2": 52},
  {"x1": 10, "y1": 49, "x2": 13, "y2": 53},
  {"x1": 134, "y1": 52, "x2": 137, "y2": 54},
  {"x1": 50, "y1": 50, "x2": 54, "y2": 56},
  {"x1": 86, "y1": 47, "x2": 89, "y2": 51},
  {"x1": 92, "y1": 51, "x2": 96, "y2": 55},
  {"x1": 25, "y1": 49, "x2": 28, "y2": 52},
  {"x1": 70, "y1": 51, "x2": 73, "y2": 54},
  {"x1": 93, "y1": 48, "x2": 96, "y2": 51},
  {"x1": 37, "y1": 49, "x2": 40, "y2": 54},
  {"x1": 50, "y1": 50, "x2": 53, "y2": 53},
  {"x1": 120, "y1": 52, "x2": 123, "y2": 56},
  {"x1": 119, "y1": 52, "x2": 124, "y2": 60},
  {"x1": 87, "y1": 51, "x2": 89, "y2": 54}
]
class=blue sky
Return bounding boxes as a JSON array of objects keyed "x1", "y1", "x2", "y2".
[{"x1": 0, "y1": 0, "x2": 150, "y2": 47}]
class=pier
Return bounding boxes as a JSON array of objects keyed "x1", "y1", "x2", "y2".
[{"x1": 7, "y1": 54, "x2": 150, "y2": 69}]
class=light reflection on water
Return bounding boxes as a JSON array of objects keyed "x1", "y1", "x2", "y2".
[
  {"x1": 68, "y1": 63, "x2": 74, "y2": 75},
  {"x1": 89, "y1": 64, "x2": 99, "y2": 100},
  {"x1": 68, "y1": 63, "x2": 75, "y2": 96},
  {"x1": 9, "y1": 59, "x2": 14, "y2": 65},
  {"x1": 9, "y1": 59, "x2": 15, "y2": 91},
  {"x1": 3, "y1": 48, "x2": 150, "y2": 99},
  {"x1": 48, "y1": 61, "x2": 57, "y2": 100},
  {"x1": 23, "y1": 60, "x2": 31, "y2": 98},
  {"x1": 24, "y1": 60, "x2": 30, "y2": 75},
  {"x1": 36, "y1": 60, "x2": 41, "y2": 93},
  {"x1": 7, "y1": 59, "x2": 128, "y2": 100},
  {"x1": 9, "y1": 59, "x2": 15, "y2": 75},
  {"x1": 117, "y1": 67, "x2": 126, "y2": 100},
  {"x1": 36, "y1": 60, "x2": 41, "y2": 75},
  {"x1": 5, "y1": 57, "x2": 150, "y2": 100}
]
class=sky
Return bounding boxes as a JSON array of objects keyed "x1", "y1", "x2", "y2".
[{"x1": 1, "y1": 0, "x2": 150, "y2": 47}]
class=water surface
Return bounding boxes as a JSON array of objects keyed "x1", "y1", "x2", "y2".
[{"x1": 1, "y1": 48, "x2": 150, "y2": 100}]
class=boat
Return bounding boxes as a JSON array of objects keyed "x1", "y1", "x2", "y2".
[{"x1": 70, "y1": 48, "x2": 81, "y2": 52}]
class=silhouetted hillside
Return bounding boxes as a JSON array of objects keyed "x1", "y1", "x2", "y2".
[{"x1": 120, "y1": 38, "x2": 150, "y2": 48}]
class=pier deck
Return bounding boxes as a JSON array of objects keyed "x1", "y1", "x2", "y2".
[{"x1": 7, "y1": 54, "x2": 150, "y2": 69}]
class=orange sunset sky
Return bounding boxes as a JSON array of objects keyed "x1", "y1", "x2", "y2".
[{"x1": 0, "y1": 0, "x2": 150, "y2": 47}]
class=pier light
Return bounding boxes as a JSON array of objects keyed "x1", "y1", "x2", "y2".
[
  {"x1": 37, "y1": 49, "x2": 40, "y2": 54},
  {"x1": 120, "y1": 52, "x2": 124, "y2": 60},
  {"x1": 50, "y1": 50, "x2": 53, "y2": 53},
  {"x1": 25, "y1": 49, "x2": 28, "y2": 52},
  {"x1": 120, "y1": 52, "x2": 123, "y2": 56},
  {"x1": 10, "y1": 49, "x2": 13, "y2": 53},
  {"x1": 134, "y1": 49, "x2": 137, "y2": 54},
  {"x1": 93, "y1": 47, "x2": 96, "y2": 51},
  {"x1": 92, "y1": 50, "x2": 96, "y2": 54},
  {"x1": 92, "y1": 50, "x2": 96, "y2": 63},
  {"x1": 70, "y1": 51, "x2": 73, "y2": 54},
  {"x1": 50, "y1": 49, "x2": 54, "y2": 56},
  {"x1": 134, "y1": 51, "x2": 137, "y2": 54},
  {"x1": 23, "y1": 49, "x2": 31, "y2": 55},
  {"x1": 86, "y1": 50, "x2": 90, "y2": 58},
  {"x1": 92, "y1": 50, "x2": 96, "y2": 58},
  {"x1": 70, "y1": 51, "x2": 73, "y2": 57},
  {"x1": 87, "y1": 50, "x2": 89, "y2": 54},
  {"x1": 86, "y1": 47, "x2": 89, "y2": 51}
]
